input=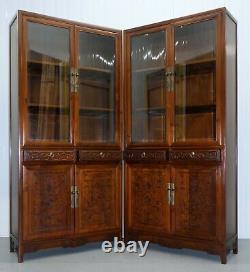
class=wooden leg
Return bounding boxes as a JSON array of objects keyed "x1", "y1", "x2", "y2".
[
  {"x1": 233, "y1": 238, "x2": 238, "y2": 254},
  {"x1": 220, "y1": 251, "x2": 227, "y2": 264},
  {"x1": 18, "y1": 247, "x2": 23, "y2": 263},
  {"x1": 10, "y1": 237, "x2": 15, "y2": 253}
]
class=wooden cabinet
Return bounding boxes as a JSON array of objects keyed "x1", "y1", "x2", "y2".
[
  {"x1": 126, "y1": 164, "x2": 170, "y2": 234},
  {"x1": 75, "y1": 164, "x2": 120, "y2": 235},
  {"x1": 10, "y1": 10, "x2": 121, "y2": 262},
  {"x1": 22, "y1": 165, "x2": 74, "y2": 241},
  {"x1": 10, "y1": 8, "x2": 237, "y2": 264},
  {"x1": 171, "y1": 166, "x2": 219, "y2": 240},
  {"x1": 124, "y1": 8, "x2": 237, "y2": 264}
]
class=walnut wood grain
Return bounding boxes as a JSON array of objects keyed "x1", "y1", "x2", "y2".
[
  {"x1": 23, "y1": 150, "x2": 76, "y2": 162},
  {"x1": 169, "y1": 150, "x2": 221, "y2": 161},
  {"x1": 78, "y1": 151, "x2": 121, "y2": 161},
  {"x1": 22, "y1": 165, "x2": 74, "y2": 241}
]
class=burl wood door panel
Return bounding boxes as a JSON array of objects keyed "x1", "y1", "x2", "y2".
[
  {"x1": 23, "y1": 165, "x2": 74, "y2": 241},
  {"x1": 126, "y1": 164, "x2": 171, "y2": 234},
  {"x1": 75, "y1": 164, "x2": 120, "y2": 234},
  {"x1": 171, "y1": 165, "x2": 220, "y2": 240}
]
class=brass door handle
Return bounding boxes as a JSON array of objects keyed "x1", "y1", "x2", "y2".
[
  {"x1": 71, "y1": 186, "x2": 79, "y2": 208},
  {"x1": 170, "y1": 183, "x2": 175, "y2": 206},
  {"x1": 167, "y1": 183, "x2": 171, "y2": 205}
]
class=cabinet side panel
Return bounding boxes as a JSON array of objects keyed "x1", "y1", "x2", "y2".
[
  {"x1": 225, "y1": 15, "x2": 237, "y2": 239},
  {"x1": 10, "y1": 17, "x2": 19, "y2": 239}
]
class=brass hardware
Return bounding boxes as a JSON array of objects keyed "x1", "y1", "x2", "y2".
[
  {"x1": 170, "y1": 183, "x2": 175, "y2": 206},
  {"x1": 170, "y1": 69, "x2": 175, "y2": 92},
  {"x1": 167, "y1": 183, "x2": 171, "y2": 205},
  {"x1": 165, "y1": 67, "x2": 171, "y2": 91},
  {"x1": 99, "y1": 152, "x2": 105, "y2": 158},
  {"x1": 165, "y1": 67, "x2": 175, "y2": 92},
  {"x1": 141, "y1": 152, "x2": 146, "y2": 158},
  {"x1": 70, "y1": 68, "x2": 79, "y2": 93},
  {"x1": 71, "y1": 186, "x2": 75, "y2": 208},
  {"x1": 71, "y1": 186, "x2": 79, "y2": 208},
  {"x1": 74, "y1": 186, "x2": 79, "y2": 208}
]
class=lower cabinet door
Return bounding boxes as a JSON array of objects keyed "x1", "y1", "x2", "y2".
[
  {"x1": 171, "y1": 165, "x2": 221, "y2": 240},
  {"x1": 126, "y1": 164, "x2": 171, "y2": 234},
  {"x1": 23, "y1": 164, "x2": 74, "y2": 241},
  {"x1": 75, "y1": 163, "x2": 120, "y2": 234}
]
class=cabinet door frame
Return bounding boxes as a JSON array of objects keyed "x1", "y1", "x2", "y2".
[
  {"x1": 171, "y1": 164, "x2": 224, "y2": 241},
  {"x1": 125, "y1": 163, "x2": 171, "y2": 235},
  {"x1": 124, "y1": 25, "x2": 171, "y2": 149},
  {"x1": 22, "y1": 163, "x2": 75, "y2": 241},
  {"x1": 124, "y1": 11, "x2": 225, "y2": 149},
  {"x1": 74, "y1": 26, "x2": 122, "y2": 149},
  {"x1": 20, "y1": 14, "x2": 75, "y2": 147},
  {"x1": 170, "y1": 12, "x2": 224, "y2": 147},
  {"x1": 75, "y1": 163, "x2": 121, "y2": 235}
]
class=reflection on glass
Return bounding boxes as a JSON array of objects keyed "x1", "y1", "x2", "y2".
[
  {"x1": 27, "y1": 22, "x2": 70, "y2": 141},
  {"x1": 174, "y1": 20, "x2": 216, "y2": 141},
  {"x1": 131, "y1": 31, "x2": 166, "y2": 143},
  {"x1": 78, "y1": 32, "x2": 115, "y2": 143}
]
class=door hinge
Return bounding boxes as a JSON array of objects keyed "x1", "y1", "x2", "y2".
[{"x1": 71, "y1": 185, "x2": 79, "y2": 208}]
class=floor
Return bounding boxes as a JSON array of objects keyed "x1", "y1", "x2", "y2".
[{"x1": 0, "y1": 238, "x2": 248, "y2": 272}]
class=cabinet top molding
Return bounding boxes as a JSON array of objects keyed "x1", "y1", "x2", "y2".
[{"x1": 14, "y1": 7, "x2": 236, "y2": 34}]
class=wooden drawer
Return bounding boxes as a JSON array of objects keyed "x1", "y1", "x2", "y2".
[
  {"x1": 78, "y1": 150, "x2": 121, "y2": 162},
  {"x1": 169, "y1": 150, "x2": 221, "y2": 162},
  {"x1": 124, "y1": 150, "x2": 166, "y2": 162},
  {"x1": 23, "y1": 150, "x2": 76, "y2": 162}
]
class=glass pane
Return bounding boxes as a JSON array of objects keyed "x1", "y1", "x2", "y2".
[
  {"x1": 78, "y1": 32, "x2": 115, "y2": 143},
  {"x1": 27, "y1": 22, "x2": 70, "y2": 142},
  {"x1": 131, "y1": 31, "x2": 166, "y2": 143},
  {"x1": 174, "y1": 20, "x2": 216, "y2": 142}
]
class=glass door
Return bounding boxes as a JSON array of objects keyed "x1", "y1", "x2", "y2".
[
  {"x1": 24, "y1": 20, "x2": 73, "y2": 144},
  {"x1": 173, "y1": 19, "x2": 217, "y2": 143},
  {"x1": 130, "y1": 30, "x2": 167, "y2": 144},
  {"x1": 76, "y1": 29, "x2": 117, "y2": 145}
]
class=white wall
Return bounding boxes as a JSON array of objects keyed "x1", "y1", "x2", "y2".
[{"x1": 0, "y1": 0, "x2": 249, "y2": 238}]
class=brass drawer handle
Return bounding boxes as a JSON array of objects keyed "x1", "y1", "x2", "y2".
[{"x1": 99, "y1": 152, "x2": 105, "y2": 158}]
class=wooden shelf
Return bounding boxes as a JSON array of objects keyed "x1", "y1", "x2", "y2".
[
  {"x1": 178, "y1": 58, "x2": 216, "y2": 66},
  {"x1": 175, "y1": 104, "x2": 216, "y2": 115},
  {"x1": 134, "y1": 107, "x2": 165, "y2": 116},
  {"x1": 28, "y1": 60, "x2": 67, "y2": 67},
  {"x1": 79, "y1": 66, "x2": 113, "y2": 74},
  {"x1": 79, "y1": 106, "x2": 114, "y2": 112},
  {"x1": 28, "y1": 103, "x2": 69, "y2": 115},
  {"x1": 133, "y1": 66, "x2": 165, "y2": 73}
]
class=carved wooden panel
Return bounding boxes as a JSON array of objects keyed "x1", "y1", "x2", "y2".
[
  {"x1": 124, "y1": 151, "x2": 166, "y2": 161},
  {"x1": 78, "y1": 150, "x2": 121, "y2": 161},
  {"x1": 23, "y1": 165, "x2": 74, "y2": 241},
  {"x1": 75, "y1": 164, "x2": 120, "y2": 234},
  {"x1": 172, "y1": 166, "x2": 218, "y2": 239},
  {"x1": 169, "y1": 150, "x2": 221, "y2": 161},
  {"x1": 126, "y1": 164, "x2": 170, "y2": 233},
  {"x1": 24, "y1": 150, "x2": 76, "y2": 162}
]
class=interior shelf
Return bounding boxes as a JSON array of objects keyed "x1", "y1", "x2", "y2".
[
  {"x1": 132, "y1": 66, "x2": 165, "y2": 73},
  {"x1": 175, "y1": 104, "x2": 216, "y2": 115},
  {"x1": 79, "y1": 66, "x2": 113, "y2": 74}
]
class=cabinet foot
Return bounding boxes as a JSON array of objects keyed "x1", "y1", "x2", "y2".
[
  {"x1": 220, "y1": 252, "x2": 227, "y2": 264},
  {"x1": 18, "y1": 248, "x2": 23, "y2": 263},
  {"x1": 10, "y1": 237, "x2": 15, "y2": 253},
  {"x1": 233, "y1": 238, "x2": 238, "y2": 254}
]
